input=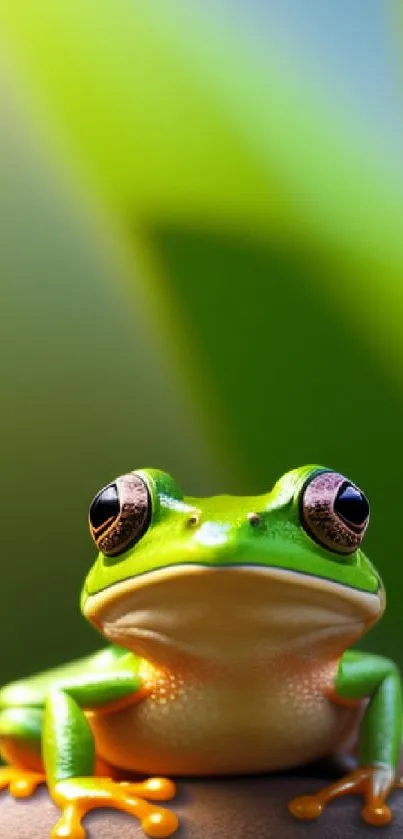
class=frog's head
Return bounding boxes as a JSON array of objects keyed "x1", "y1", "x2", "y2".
[{"x1": 82, "y1": 466, "x2": 384, "y2": 665}]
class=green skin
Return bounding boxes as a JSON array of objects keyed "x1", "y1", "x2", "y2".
[{"x1": 0, "y1": 465, "x2": 402, "y2": 834}]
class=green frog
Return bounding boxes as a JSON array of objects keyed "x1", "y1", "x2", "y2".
[{"x1": 0, "y1": 465, "x2": 401, "y2": 838}]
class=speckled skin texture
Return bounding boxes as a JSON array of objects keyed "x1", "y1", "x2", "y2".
[
  {"x1": 1, "y1": 759, "x2": 403, "y2": 839},
  {"x1": 89, "y1": 654, "x2": 359, "y2": 776},
  {"x1": 87, "y1": 568, "x2": 372, "y2": 778}
]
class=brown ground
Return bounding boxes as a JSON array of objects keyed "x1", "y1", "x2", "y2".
[{"x1": 0, "y1": 760, "x2": 402, "y2": 839}]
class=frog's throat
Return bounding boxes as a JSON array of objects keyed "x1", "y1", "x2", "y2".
[{"x1": 83, "y1": 565, "x2": 383, "y2": 666}]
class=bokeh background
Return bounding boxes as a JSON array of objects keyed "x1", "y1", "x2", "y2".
[{"x1": 0, "y1": 0, "x2": 402, "y2": 683}]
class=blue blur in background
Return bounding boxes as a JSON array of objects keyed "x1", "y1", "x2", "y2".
[{"x1": 0, "y1": 0, "x2": 402, "y2": 680}]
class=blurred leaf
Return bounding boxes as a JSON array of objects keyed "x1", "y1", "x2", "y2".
[{"x1": 0, "y1": 0, "x2": 402, "y2": 678}]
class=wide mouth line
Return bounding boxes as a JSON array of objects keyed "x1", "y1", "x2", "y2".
[
  {"x1": 85, "y1": 561, "x2": 381, "y2": 598},
  {"x1": 84, "y1": 562, "x2": 382, "y2": 628}
]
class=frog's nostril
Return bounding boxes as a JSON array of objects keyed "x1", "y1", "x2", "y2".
[
  {"x1": 248, "y1": 512, "x2": 261, "y2": 527},
  {"x1": 89, "y1": 484, "x2": 120, "y2": 531},
  {"x1": 187, "y1": 514, "x2": 199, "y2": 527}
]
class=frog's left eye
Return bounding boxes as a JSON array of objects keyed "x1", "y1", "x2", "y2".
[
  {"x1": 300, "y1": 470, "x2": 369, "y2": 555},
  {"x1": 89, "y1": 472, "x2": 151, "y2": 557}
]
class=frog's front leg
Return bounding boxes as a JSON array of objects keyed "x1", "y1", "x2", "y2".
[
  {"x1": 290, "y1": 650, "x2": 403, "y2": 826},
  {"x1": 43, "y1": 682, "x2": 178, "y2": 839}
]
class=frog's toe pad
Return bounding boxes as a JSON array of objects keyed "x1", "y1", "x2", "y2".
[
  {"x1": 361, "y1": 802, "x2": 392, "y2": 826},
  {"x1": 51, "y1": 805, "x2": 85, "y2": 839},
  {"x1": 289, "y1": 766, "x2": 396, "y2": 826},
  {"x1": 52, "y1": 776, "x2": 179, "y2": 839},
  {"x1": 0, "y1": 768, "x2": 45, "y2": 798},
  {"x1": 142, "y1": 809, "x2": 179, "y2": 838},
  {"x1": 288, "y1": 795, "x2": 323, "y2": 820},
  {"x1": 121, "y1": 777, "x2": 176, "y2": 801}
]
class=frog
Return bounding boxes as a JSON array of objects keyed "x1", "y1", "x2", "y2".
[{"x1": 0, "y1": 465, "x2": 402, "y2": 839}]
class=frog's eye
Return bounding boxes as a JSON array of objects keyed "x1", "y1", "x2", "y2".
[
  {"x1": 88, "y1": 472, "x2": 151, "y2": 557},
  {"x1": 300, "y1": 470, "x2": 369, "y2": 555}
]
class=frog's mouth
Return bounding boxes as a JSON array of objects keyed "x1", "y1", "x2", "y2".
[{"x1": 84, "y1": 564, "x2": 383, "y2": 664}]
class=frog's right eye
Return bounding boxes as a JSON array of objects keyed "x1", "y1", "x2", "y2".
[{"x1": 88, "y1": 472, "x2": 151, "y2": 557}]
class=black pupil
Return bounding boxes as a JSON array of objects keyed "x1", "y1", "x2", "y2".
[
  {"x1": 334, "y1": 484, "x2": 369, "y2": 527},
  {"x1": 90, "y1": 483, "x2": 120, "y2": 529}
]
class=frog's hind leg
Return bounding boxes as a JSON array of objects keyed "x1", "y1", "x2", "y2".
[{"x1": 0, "y1": 707, "x2": 46, "y2": 796}]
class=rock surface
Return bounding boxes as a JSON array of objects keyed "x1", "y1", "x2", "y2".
[{"x1": 1, "y1": 760, "x2": 403, "y2": 839}]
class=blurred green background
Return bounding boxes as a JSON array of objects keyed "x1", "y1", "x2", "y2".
[{"x1": 0, "y1": 0, "x2": 402, "y2": 681}]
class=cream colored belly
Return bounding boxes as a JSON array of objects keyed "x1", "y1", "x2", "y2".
[{"x1": 89, "y1": 657, "x2": 360, "y2": 776}]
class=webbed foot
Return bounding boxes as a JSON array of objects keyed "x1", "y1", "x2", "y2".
[
  {"x1": 289, "y1": 765, "x2": 397, "y2": 826},
  {"x1": 51, "y1": 776, "x2": 178, "y2": 838},
  {"x1": 0, "y1": 766, "x2": 46, "y2": 797}
]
